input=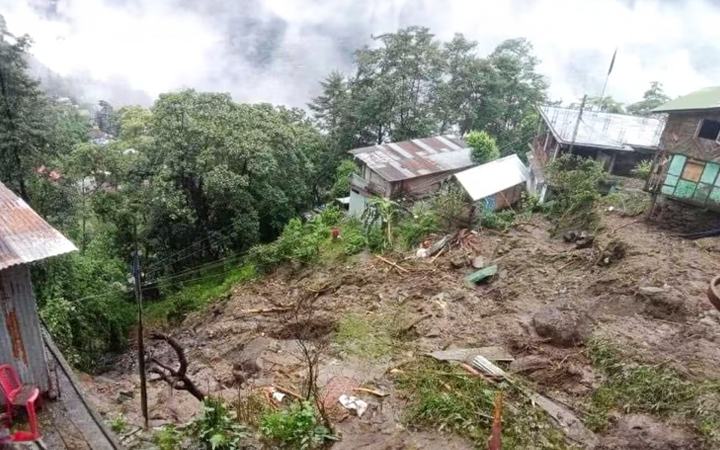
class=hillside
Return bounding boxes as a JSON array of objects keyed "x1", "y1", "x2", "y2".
[{"x1": 83, "y1": 193, "x2": 720, "y2": 450}]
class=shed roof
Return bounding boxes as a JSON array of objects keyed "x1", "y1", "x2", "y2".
[
  {"x1": 454, "y1": 154, "x2": 528, "y2": 202},
  {"x1": 0, "y1": 181, "x2": 77, "y2": 271},
  {"x1": 349, "y1": 135, "x2": 475, "y2": 182},
  {"x1": 652, "y1": 86, "x2": 720, "y2": 113},
  {"x1": 539, "y1": 105, "x2": 664, "y2": 152}
]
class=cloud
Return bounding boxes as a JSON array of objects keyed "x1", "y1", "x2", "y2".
[{"x1": 2, "y1": 0, "x2": 720, "y2": 108}]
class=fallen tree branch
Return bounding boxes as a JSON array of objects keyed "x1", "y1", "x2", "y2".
[
  {"x1": 353, "y1": 387, "x2": 388, "y2": 397},
  {"x1": 235, "y1": 307, "x2": 292, "y2": 316},
  {"x1": 375, "y1": 255, "x2": 410, "y2": 273},
  {"x1": 149, "y1": 332, "x2": 205, "y2": 401},
  {"x1": 273, "y1": 385, "x2": 303, "y2": 400}
]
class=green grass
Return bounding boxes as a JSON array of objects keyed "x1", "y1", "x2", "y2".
[
  {"x1": 335, "y1": 313, "x2": 395, "y2": 359},
  {"x1": 584, "y1": 339, "x2": 720, "y2": 445},
  {"x1": 145, "y1": 263, "x2": 256, "y2": 326},
  {"x1": 395, "y1": 360, "x2": 577, "y2": 449}
]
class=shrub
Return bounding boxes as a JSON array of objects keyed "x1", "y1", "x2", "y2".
[
  {"x1": 397, "y1": 208, "x2": 439, "y2": 249},
  {"x1": 260, "y1": 401, "x2": 332, "y2": 450},
  {"x1": 155, "y1": 424, "x2": 184, "y2": 450},
  {"x1": 109, "y1": 413, "x2": 127, "y2": 433},
  {"x1": 632, "y1": 159, "x2": 653, "y2": 180},
  {"x1": 466, "y1": 130, "x2": 500, "y2": 164},
  {"x1": 189, "y1": 397, "x2": 249, "y2": 450},
  {"x1": 431, "y1": 184, "x2": 468, "y2": 231},
  {"x1": 546, "y1": 154, "x2": 605, "y2": 233},
  {"x1": 480, "y1": 208, "x2": 516, "y2": 231},
  {"x1": 329, "y1": 160, "x2": 358, "y2": 199}
]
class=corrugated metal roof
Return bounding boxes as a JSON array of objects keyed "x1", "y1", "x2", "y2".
[
  {"x1": 0, "y1": 181, "x2": 77, "y2": 271},
  {"x1": 349, "y1": 135, "x2": 475, "y2": 182},
  {"x1": 653, "y1": 86, "x2": 720, "y2": 113},
  {"x1": 539, "y1": 106, "x2": 664, "y2": 152},
  {"x1": 454, "y1": 154, "x2": 528, "y2": 202}
]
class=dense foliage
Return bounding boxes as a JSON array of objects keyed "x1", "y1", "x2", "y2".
[
  {"x1": 546, "y1": 154, "x2": 606, "y2": 232},
  {"x1": 466, "y1": 130, "x2": 500, "y2": 164}
]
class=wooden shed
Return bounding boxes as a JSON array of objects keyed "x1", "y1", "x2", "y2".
[{"x1": 0, "y1": 180, "x2": 77, "y2": 393}]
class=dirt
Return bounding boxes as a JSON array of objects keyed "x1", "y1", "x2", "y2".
[{"x1": 83, "y1": 188, "x2": 720, "y2": 449}]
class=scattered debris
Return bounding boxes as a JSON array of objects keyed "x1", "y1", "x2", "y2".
[
  {"x1": 472, "y1": 255, "x2": 485, "y2": 269},
  {"x1": 464, "y1": 264, "x2": 498, "y2": 286},
  {"x1": 376, "y1": 255, "x2": 410, "y2": 273},
  {"x1": 529, "y1": 393, "x2": 598, "y2": 448},
  {"x1": 427, "y1": 346, "x2": 514, "y2": 363},
  {"x1": 532, "y1": 307, "x2": 589, "y2": 347},
  {"x1": 509, "y1": 355, "x2": 551, "y2": 373},
  {"x1": 596, "y1": 239, "x2": 628, "y2": 266},
  {"x1": 274, "y1": 385, "x2": 303, "y2": 400},
  {"x1": 353, "y1": 387, "x2": 388, "y2": 398},
  {"x1": 562, "y1": 230, "x2": 595, "y2": 249},
  {"x1": 488, "y1": 392, "x2": 503, "y2": 450},
  {"x1": 272, "y1": 391, "x2": 286, "y2": 403},
  {"x1": 338, "y1": 395, "x2": 369, "y2": 418},
  {"x1": 470, "y1": 355, "x2": 506, "y2": 378},
  {"x1": 427, "y1": 235, "x2": 450, "y2": 257}
]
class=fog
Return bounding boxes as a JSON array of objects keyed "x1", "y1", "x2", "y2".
[{"x1": 3, "y1": 0, "x2": 720, "y2": 107}]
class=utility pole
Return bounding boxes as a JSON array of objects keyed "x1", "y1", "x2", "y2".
[
  {"x1": 568, "y1": 94, "x2": 587, "y2": 154},
  {"x1": 133, "y1": 223, "x2": 149, "y2": 428}
]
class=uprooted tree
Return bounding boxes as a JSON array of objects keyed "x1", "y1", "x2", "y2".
[{"x1": 148, "y1": 332, "x2": 205, "y2": 401}]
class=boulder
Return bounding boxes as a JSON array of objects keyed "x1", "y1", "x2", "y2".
[{"x1": 532, "y1": 307, "x2": 589, "y2": 347}]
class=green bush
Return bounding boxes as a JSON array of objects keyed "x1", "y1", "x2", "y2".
[
  {"x1": 480, "y1": 208, "x2": 516, "y2": 231},
  {"x1": 155, "y1": 424, "x2": 183, "y2": 450},
  {"x1": 189, "y1": 397, "x2": 249, "y2": 450},
  {"x1": 432, "y1": 184, "x2": 468, "y2": 230},
  {"x1": 260, "y1": 401, "x2": 332, "y2": 450},
  {"x1": 109, "y1": 413, "x2": 127, "y2": 433},
  {"x1": 546, "y1": 154, "x2": 605, "y2": 233},
  {"x1": 631, "y1": 159, "x2": 653, "y2": 180},
  {"x1": 397, "y1": 208, "x2": 439, "y2": 249},
  {"x1": 466, "y1": 130, "x2": 500, "y2": 164}
]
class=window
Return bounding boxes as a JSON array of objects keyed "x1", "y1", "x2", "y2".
[{"x1": 697, "y1": 119, "x2": 720, "y2": 141}]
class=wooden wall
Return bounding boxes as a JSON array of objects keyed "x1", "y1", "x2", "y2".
[{"x1": 661, "y1": 110, "x2": 720, "y2": 162}]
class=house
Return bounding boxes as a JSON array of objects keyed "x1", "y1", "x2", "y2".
[
  {"x1": 348, "y1": 135, "x2": 475, "y2": 216},
  {"x1": 647, "y1": 87, "x2": 720, "y2": 209},
  {"x1": 0, "y1": 180, "x2": 77, "y2": 394},
  {"x1": 453, "y1": 154, "x2": 529, "y2": 211},
  {"x1": 529, "y1": 105, "x2": 664, "y2": 200}
]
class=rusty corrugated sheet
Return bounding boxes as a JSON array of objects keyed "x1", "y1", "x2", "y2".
[
  {"x1": 0, "y1": 180, "x2": 77, "y2": 270},
  {"x1": 0, "y1": 264, "x2": 50, "y2": 392},
  {"x1": 349, "y1": 135, "x2": 474, "y2": 182}
]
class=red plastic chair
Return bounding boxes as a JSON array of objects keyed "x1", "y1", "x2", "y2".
[
  {"x1": 9, "y1": 388, "x2": 40, "y2": 442},
  {"x1": 0, "y1": 364, "x2": 41, "y2": 439}
]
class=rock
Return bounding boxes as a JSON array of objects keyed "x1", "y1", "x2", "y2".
[
  {"x1": 575, "y1": 232, "x2": 595, "y2": 249},
  {"x1": 532, "y1": 307, "x2": 589, "y2": 347},
  {"x1": 231, "y1": 337, "x2": 271, "y2": 384},
  {"x1": 595, "y1": 414, "x2": 699, "y2": 450},
  {"x1": 639, "y1": 286, "x2": 667, "y2": 295},
  {"x1": 424, "y1": 328, "x2": 441, "y2": 338},
  {"x1": 562, "y1": 231, "x2": 578, "y2": 243},
  {"x1": 450, "y1": 257, "x2": 466, "y2": 268},
  {"x1": 472, "y1": 255, "x2": 485, "y2": 269},
  {"x1": 115, "y1": 391, "x2": 134, "y2": 404},
  {"x1": 509, "y1": 355, "x2": 550, "y2": 373}
]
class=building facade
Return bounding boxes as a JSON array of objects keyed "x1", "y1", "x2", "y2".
[{"x1": 649, "y1": 87, "x2": 720, "y2": 208}]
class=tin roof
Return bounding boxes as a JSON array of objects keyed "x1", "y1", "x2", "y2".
[
  {"x1": 0, "y1": 181, "x2": 77, "y2": 271},
  {"x1": 539, "y1": 106, "x2": 664, "y2": 152},
  {"x1": 653, "y1": 86, "x2": 720, "y2": 113},
  {"x1": 454, "y1": 154, "x2": 528, "y2": 202},
  {"x1": 349, "y1": 135, "x2": 475, "y2": 182}
]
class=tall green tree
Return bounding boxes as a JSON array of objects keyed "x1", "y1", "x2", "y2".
[
  {"x1": 0, "y1": 33, "x2": 55, "y2": 200},
  {"x1": 627, "y1": 82, "x2": 671, "y2": 115}
]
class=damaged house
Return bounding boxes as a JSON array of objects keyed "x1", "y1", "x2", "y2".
[
  {"x1": 648, "y1": 87, "x2": 720, "y2": 209},
  {"x1": 348, "y1": 135, "x2": 475, "y2": 216},
  {"x1": 529, "y1": 105, "x2": 664, "y2": 200},
  {"x1": 453, "y1": 154, "x2": 529, "y2": 211}
]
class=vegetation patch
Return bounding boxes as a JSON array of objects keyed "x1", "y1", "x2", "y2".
[
  {"x1": 395, "y1": 359, "x2": 576, "y2": 449},
  {"x1": 335, "y1": 313, "x2": 396, "y2": 359},
  {"x1": 584, "y1": 339, "x2": 720, "y2": 445},
  {"x1": 187, "y1": 397, "x2": 250, "y2": 450},
  {"x1": 260, "y1": 400, "x2": 333, "y2": 450}
]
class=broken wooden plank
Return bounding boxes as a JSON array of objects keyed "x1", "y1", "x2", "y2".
[{"x1": 427, "y1": 346, "x2": 514, "y2": 363}]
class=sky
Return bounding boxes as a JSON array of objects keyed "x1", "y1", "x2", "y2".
[{"x1": 2, "y1": 0, "x2": 720, "y2": 108}]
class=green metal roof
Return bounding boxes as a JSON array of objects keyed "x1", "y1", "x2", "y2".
[{"x1": 653, "y1": 86, "x2": 720, "y2": 113}]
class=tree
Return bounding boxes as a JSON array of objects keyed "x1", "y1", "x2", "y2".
[
  {"x1": 95, "y1": 100, "x2": 118, "y2": 135},
  {"x1": 627, "y1": 82, "x2": 671, "y2": 116},
  {"x1": 578, "y1": 96, "x2": 625, "y2": 114},
  {"x1": 0, "y1": 33, "x2": 55, "y2": 200},
  {"x1": 467, "y1": 130, "x2": 500, "y2": 164}
]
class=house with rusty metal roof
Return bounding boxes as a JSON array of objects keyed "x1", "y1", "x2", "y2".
[
  {"x1": 347, "y1": 135, "x2": 475, "y2": 216},
  {"x1": 0, "y1": 180, "x2": 76, "y2": 395}
]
